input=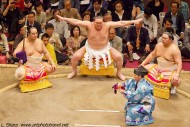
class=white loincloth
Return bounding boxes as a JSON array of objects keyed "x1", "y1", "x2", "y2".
[{"x1": 84, "y1": 41, "x2": 112, "y2": 71}]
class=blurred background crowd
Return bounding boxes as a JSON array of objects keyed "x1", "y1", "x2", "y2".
[{"x1": 0, "y1": 0, "x2": 190, "y2": 66}]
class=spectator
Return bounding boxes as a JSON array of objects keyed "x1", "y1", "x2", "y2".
[
  {"x1": 108, "y1": 0, "x2": 133, "y2": 18},
  {"x1": 132, "y1": 0, "x2": 144, "y2": 19},
  {"x1": 87, "y1": 0, "x2": 109, "y2": 12},
  {"x1": 29, "y1": 0, "x2": 51, "y2": 17},
  {"x1": 157, "y1": 18, "x2": 173, "y2": 40},
  {"x1": 88, "y1": 0, "x2": 107, "y2": 21},
  {"x1": 60, "y1": 0, "x2": 81, "y2": 20},
  {"x1": 33, "y1": 1, "x2": 46, "y2": 31},
  {"x1": 111, "y1": 0, "x2": 131, "y2": 37},
  {"x1": 147, "y1": 0, "x2": 164, "y2": 21},
  {"x1": 137, "y1": 7, "x2": 158, "y2": 50},
  {"x1": 26, "y1": 11, "x2": 42, "y2": 35},
  {"x1": 3, "y1": 0, "x2": 24, "y2": 41},
  {"x1": 80, "y1": 11, "x2": 91, "y2": 38},
  {"x1": 103, "y1": 11, "x2": 112, "y2": 22},
  {"x1": 41, "y1": 33, "x2": 57, "y2": 65},
  {"x1": 48, "y1": 9, "x2": 69, "y2": 39},
  {"x1": 23, "y1": 0, "x2": 33, "y2": 15},
  {"x1": 112, "y1": 0, "x2": 131, "y2": 21},
  {"x1": 163, "y1": 1, "x2": 185, "y2": 40},
  {"x1": 125, "y1": 19, "x2": 150, "y2": 62},
  {"x1": 40, "y1": 23, "x2": 68, "y2": 64},
  {"x1": 67, "y1": 25, "x2": 85, "y2": 59},
  {"x1": 173, "y1": 0, "x2": 189, "y2": 22},
  {"x1": 109, "y1": 28, "x2": 127, "y2": 67},
  {"x1": 13, "y1": 24, "x2": 26, "y2": 51},
  {"x1": 0, "y1": 24, "x2": 11, "y2": 62},
  {"x1": 109, "y1": 28, "x2": 122, "y2": 53},
  {"x1": 58, "y1": 0, "x2": 80, "y2": 13}
]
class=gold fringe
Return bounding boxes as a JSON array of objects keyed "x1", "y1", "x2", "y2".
[
  {"x1": 153, "y1": 86, "x2": 170, "y2": 100},
  {"x1": 145, "y1": 76, "x2": 171, "y2": 88},
  {"x1": 80, "y1": 64, "x2": 115, "y2": 76},
  {"x1": 145, "y1": 76, "x2": 171, "y2": 99},
  {"x1": 19, "y1": 78, "x2": 52, "y2": 93}
]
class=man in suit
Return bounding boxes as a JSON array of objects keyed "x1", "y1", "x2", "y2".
[
  {"x1": 60, "y1": 0, "x2": 81, "y2": 20},
  {"x1": 88, "y1": 0, "x2": 107, "y2": 21},
  {"x1": 163, "y1": 1, "x2": 185, "y2": 40},
  {"x1": 58, "y1": 0, "x2": 80, "y2": 13},
  {"x1": 136, "y1": 7, "x2": 158, "y2": 50},
  {"x1": 30, "y1": 0, "x2": 51, "y2": 12},
  {"x1": 109, "y1": 28, "x2": 127, "y2": 67},
  {"x1": 125, "y1": 19, "x2": 150, "y2": 62},
  {"x1": 27, "y1": 11, "x2": 42, "y2": 35},
  {"x1": 157, "y1": 18, "x2": 173, "y2": 40},
  {"x1": 109, "y1": 28, "x2": 122, "y2": 53}
]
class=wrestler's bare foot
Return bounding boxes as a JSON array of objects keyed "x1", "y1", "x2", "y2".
[
  {"x1": 67, "y1": 71, "x2": 77, "y2": 79},
  {"x1": 117, "y1": 72, "x2": 125, "y2": 81}
]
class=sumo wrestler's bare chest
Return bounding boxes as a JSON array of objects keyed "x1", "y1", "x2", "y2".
[{"x1": 89, "y1": 30, "x2": 108, "y2": 40}]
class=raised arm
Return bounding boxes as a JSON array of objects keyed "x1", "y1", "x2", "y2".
[
  {"x1": 106, "y1": 18, "x2": 143, "y2": 28},
  {"x1": 56, "y1": 15, "x2": 90, "y2": 28}
]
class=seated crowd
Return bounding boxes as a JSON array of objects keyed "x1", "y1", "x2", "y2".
[{"x1": 0, "y1": 0, "x2": 189, "y2": 66}]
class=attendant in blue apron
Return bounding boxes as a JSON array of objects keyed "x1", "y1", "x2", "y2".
[{"x1": 113, "y1": 66, "x2": 155, "y2": 126}]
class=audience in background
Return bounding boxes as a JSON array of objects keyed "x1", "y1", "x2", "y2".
[
  {"x1": 88, "y1": 0, "x2": 107, "y2": 21},
  {"x1": 109, "y1": 28, "x2": 127, "y2": 67},
  {"x1": 67, "y1": 25, "x2": 85, "y2": 60},
  {"x1": 147, "y1": 0, "x2": 164, "y2": 21},
  {"x1": 163, "y1": 1, "x2": 185, "y2": 40},
  {"x1": 48, "y1": 8, "x2": 69, "y2": 48},
  {"x1": 33, "y1": 1, "x2": 46, "y2": 31},
  {"x1": 103, "y1": 12, "x2": 112, "y2": 22},
  {"x1": 125, "y1": 19, "x2": 150, "y2": 63},
  {"x1": 13, "y1": 24, "x2": 26, "y2": 51},
  {"x1": 173, "y1": 0, "x2": 189, "y2": 22},
  {"x1": 3, "y1": 0, "x2": 24, "y2": 41},
  {"x1": 41, "y1": 33, "x2": 57, "y2": 65},
  {"x1": 132, "y1": 0, "x2": 144, "y2": 19},
  {"x1": 0, "y1": 24, "x2": 11, "y2": 62},
  {"x1": 157, "y1": 18, "x2": 173, "y2": 40},
  {"x1": 27, "y1": 11, "x2": 42, "y2": 35},
  {"x1": 112, "y1": 0, "x2": 131, "y2": 21},
  {"x1": 80, "y1": 11, "x2": 91, "y2": 38},
  {"x1": 137, "y1": 7, "x2": 158, "y2": 50},
  {"x1": 40, "y1": 23, "x2": 68, "y2": 64},
  {"x1": 0, "y1": 0, "x2": 190, "y2": 66},
  {"x1": 60, "y1": 0, "x2": 81, "y2": 20}
]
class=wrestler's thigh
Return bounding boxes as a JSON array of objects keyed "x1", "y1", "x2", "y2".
[
  {"x1": 110, "y1": 47, "x2": 122, "y2": 60},
  {"x1": 72, "y1": 47, "x2": 86, "y2": 59},
  {"x1": 42, "y1": 62, "x2": 53, "y2": 73}
]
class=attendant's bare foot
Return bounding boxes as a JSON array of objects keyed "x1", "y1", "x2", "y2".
[
  {"x1": 67, "y1": 71, "x2": 77, "y2": 79},
  {"x1": 117, "y1": 72, "x2": 125, "y2": 81}
]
